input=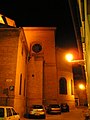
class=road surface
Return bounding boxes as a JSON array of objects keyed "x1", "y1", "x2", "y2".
[{"x1": 21, "y1": 107, "x2": 88, "y2": 120}]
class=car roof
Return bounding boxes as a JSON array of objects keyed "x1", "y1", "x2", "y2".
[
  {"x1": 61, "y1": 103, "x2": 67, "y2": 104},
  {"x1": 49, "y1": 104, "x2": 60, "y2": 106},
  {"x1": 49, "y1": 104, "x2": 60, "y2": 105},
  {"x1": 32, "y1": 105, "x2": 44, "y2": 108},
  {"x1": 0, "y1": 106, "x2": 13, "y2": 108},
  {"x1": 32, "y1": 104, "x2": 43, "y2": 106}
]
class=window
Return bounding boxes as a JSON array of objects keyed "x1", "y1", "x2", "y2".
[
  {"x1": 32, "y1": 43, "x2": 42, "y2": 53},
  {"x1": 11, "y1": 108, "x2": 17, "y2": 115},
  {"x1": 21, "y1": 45, "x2": 23, "y2": 56},
  {"x1": 71, "y1": 79, "x2": 74, "y2": 95},
  {"x1": 6, "y1": 108, "x2": 12, "y2": 117},
  {"x1": 59, "y1": 77, "x2": 67, "y2": 94},
  {"x1": 0, "y1": 108, "x2": 4, "y2": 117},
  {"x1": 24, "y1": 79, "x2": 26, "y2": 96},
  {"x1": 19, "y1": 74, "x2": 22, "y2": 95}
]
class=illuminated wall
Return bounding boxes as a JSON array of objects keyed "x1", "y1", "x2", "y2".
[
  {"x1": 84, "y1": 0, "x2": 90, "y2": 109},
  {"x1": 56, "y1": 48, "x2": 75, "y2": 108},
  {"x1": 23, "y1": 27, "x2": 58, "y2": 107},
  {"x1": 24, "y1": 27, "x2": 75, "y2": 109},
  {"x1": 0, "y1": 27, "x2": 28, "y2": 117}
]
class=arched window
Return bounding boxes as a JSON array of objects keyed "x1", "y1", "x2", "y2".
[{"x1": 59, "y1": 77, "x2": 67, "y2": 94}]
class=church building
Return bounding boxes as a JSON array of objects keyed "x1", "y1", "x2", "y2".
[{"x1": 0, "y1": 15, "x2": 75, "y2": 117}]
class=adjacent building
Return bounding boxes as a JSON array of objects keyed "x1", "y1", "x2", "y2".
[{"x1": 69, "y1": 0, "x2": 90, "y2": 109}]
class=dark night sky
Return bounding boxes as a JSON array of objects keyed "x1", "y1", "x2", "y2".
[
  {"x1": 0, "y1": 0, "x2": 85, "y2": 80},
  {"x1": 0, "y1": 0, "x2": 78, "y2": 49}
]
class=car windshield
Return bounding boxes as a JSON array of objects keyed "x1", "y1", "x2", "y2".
[
  {"x1": 62, "y1": 103, "x2": 67, "y2": 106},
  {"x1": 33, "y1": 105, "x2": 43, "y2": 109},
  {"x1": 50, "y1": 104, "x2": 60, "y2": 108},
  {"x1": 0, "y1": 108, "x2": 4, "y2": 117}
]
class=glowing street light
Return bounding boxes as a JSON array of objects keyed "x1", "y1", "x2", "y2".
[
  {"x1": 78, "y1": 84, "x2": 85, "y2": 90},
  {"x1": 65, "y1": 53, "x2": 85, "y2": 65},
  {"x1": 65, "y1": 53, "x2": 73, "y2": 62}
]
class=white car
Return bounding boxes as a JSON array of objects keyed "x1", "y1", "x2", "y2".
[
  {"x1": 0, "y1": 106, "x2": 20, "y2": 120},
  {"x1": 29, "y1": 104, "x2": 46, "y2": 119}
]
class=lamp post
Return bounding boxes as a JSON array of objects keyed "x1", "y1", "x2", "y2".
[{"x1": 65, "y1": 53, "x2": 85, "y2": 65}]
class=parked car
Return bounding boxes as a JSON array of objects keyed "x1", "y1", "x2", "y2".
[
  {"x1": 61, "y1": 103, "x2": 69, "y2": 112},
  {"x1": 29, "y1": 104, "x2": 46, "y2": 119},
  {"x1": 0, "y1": 106, "x2": 20, "y2": 120},
  {"x1": 46, "y1": 104, "x2": 61, "y2": 114}
]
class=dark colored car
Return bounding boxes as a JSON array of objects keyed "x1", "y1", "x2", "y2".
[
  {"x1": 61, "y1": 103, "x2": 69, "y2": 112},
  {"x1": 29, "y1": 104, "x2": 46, "y2": 119},
  {"x1": 46, "y1": 104, "x2": 61, "y2": 114}
]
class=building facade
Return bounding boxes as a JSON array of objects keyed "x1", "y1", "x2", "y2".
[
  {"x1": 0, "y1": 26, "x2": 75, "y2": 117},
  {"x1": 82, "y1": 0, "x2": 90, "y2": 109},
  {"x1": 73, "y1": 0, "x2": 90, "y2": 109}
]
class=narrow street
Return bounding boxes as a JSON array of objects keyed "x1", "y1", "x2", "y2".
[
  {"x1": 46, "y1": 108, "x2": 85, "y2": 120},
  {"x1": 21, "y1": 107, "x2": 88, "y2": 120}
]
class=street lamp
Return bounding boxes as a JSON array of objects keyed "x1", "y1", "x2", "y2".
[
  {"x1": 65, "y1": 53, "x2": 85, "y2": 65},
  {"x1": 65, "y1": 53, "x2": 73, "y2": 62},
  {"x1": 78, "y1": 84, "x2": 85, "y2": 90}
]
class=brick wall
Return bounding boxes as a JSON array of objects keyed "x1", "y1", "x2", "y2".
[{"x1": 0, "y1": 28, "x2": 19, "y2": 105}]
